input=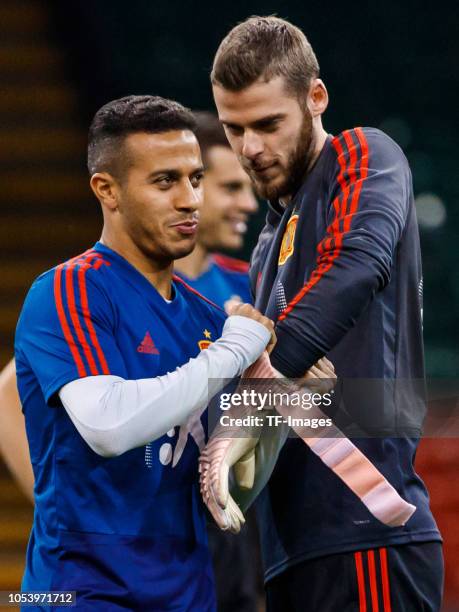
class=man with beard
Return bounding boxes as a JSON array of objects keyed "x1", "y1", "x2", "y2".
[{"x1": 204, "y1": 15, "x2": 444, "y2": 612}]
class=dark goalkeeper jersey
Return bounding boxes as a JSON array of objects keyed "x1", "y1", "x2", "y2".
[{"x1": 250, "y1": 128, "x2": 441, "y2": 581}]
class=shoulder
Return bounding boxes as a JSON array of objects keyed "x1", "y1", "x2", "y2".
[
  {"x1": 211, "y1": 253, "x2": 250, "y2": 276},
  {"x1": 20, "y1": 249, "x2": 113, "y2": 320},
  {"x1": 54, "y1": 248, "x2": 113, "y2": 278},
  {"x1": 331, "y1": 127, "x2": 408, "y2": 168},
  {"x1": 211, "y1": 254, "x2": 252, "y2": 302}
]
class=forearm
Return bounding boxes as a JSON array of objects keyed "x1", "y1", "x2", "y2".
[
  {"x1": 59, "y1": 316, "x2": 271, "y2": 457},
  {"x1": 271, "y1": 252, "x2": 385, "y2": 377},
  {"x1": 0, "y1": 360, "x2": 34, "y2": 503}
]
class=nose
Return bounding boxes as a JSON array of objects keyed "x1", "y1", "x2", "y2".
[
  {"x1": 236, "y1": 188, "x2": 258, "y2": 214},
  {"x1": 177, "y1": 179, "x2": 202, "y2": 213},
  {"x1": 241, "y1": 130, "x2": 264, "y2": 160}
]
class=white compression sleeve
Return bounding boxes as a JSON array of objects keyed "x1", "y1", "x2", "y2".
[{"x1": 58, "y1": 315, "x2": 271, "y2": 458}]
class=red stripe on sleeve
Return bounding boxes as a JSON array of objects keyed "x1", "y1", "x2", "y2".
[
  {"x1": 354, "y1": 552, "x2": 367, "y2": 612},
  {"x1": 379, "y1": 548, "x2": 392, "y2": 612},
  {"x1": 53, "y1": 264, "x2": 87, "y2": 377},
  {"x1": 65, "y1": 263, "x2": 100, "y2": 376},
  {"x1": 343, "y1": 130, "x2": 358, "y2": 199},
  {"x1": 329, "y1": 135, "x2": 348, "y2": 242},
  {"x1": 93, "y1": 257, "x2": 111, "y2": 270},
  {"x1": 278, "y1": 129, "x2": 364, "y2": 320},
  {"x1": 367, "y1": 550, "x2": 380, "y2": 612},
  {"x1": 78, "y1": 259, "x2": 111, "y2": 375},
  {"x1": 344, "y1": 128, "x2": 369, "y2": 233}
]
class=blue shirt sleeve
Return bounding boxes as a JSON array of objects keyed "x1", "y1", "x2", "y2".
[
  {"x1": 15, "y1": 261, "x2": 128, "y2": 405},
  {"x1": 270, "y1": 128, "x2": 411, "y2": 377}
]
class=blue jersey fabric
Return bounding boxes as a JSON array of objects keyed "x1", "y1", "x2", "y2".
[
  {"x1": 249, "y1": 128, "x2": 441, "y2": 581},
  {"x1": 15, "y1": 242, "x2": 226, "y2": 611},
  {"x1": 176, "y1": 254, "x2": 251, "y2": 309}
]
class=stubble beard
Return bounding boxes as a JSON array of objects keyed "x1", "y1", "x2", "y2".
[{"x1": 249, "y1": 112, "x2": 315, "y2": 202}]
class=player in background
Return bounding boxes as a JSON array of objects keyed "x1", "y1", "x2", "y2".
[
  {"x1": 0, "y1": 361, "x2": 34, "y2": 502},
  {"x1": 175, "y1": 111, "x2": 258, "y2": 308},
  {"x1": 207, "y1": 16, "x2": 444, "y2": 611},
  {"x1": 14, "y1": 95, "x2": 275, "y2": 610},
  {"x1": 176, "y1": 111, "x2": 261, "y2": 612}
]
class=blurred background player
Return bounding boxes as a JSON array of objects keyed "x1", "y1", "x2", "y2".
[
  {"x1": 176, "y1": 111, "x2": 261, "y2": 612},
  {"x1": 175, "y1": 111, "x2": 258, "y2": 308},
  {"x1": 0, "y1": 361, "x2": 34, "y2": 503}
]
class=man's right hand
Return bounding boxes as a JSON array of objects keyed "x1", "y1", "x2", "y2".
[
  {"x1": 301, "y1": 357, "x2": 337, "y2": 394},
  {"x1": 227, "y1": 303, "x2": 277, "y2": 354}
]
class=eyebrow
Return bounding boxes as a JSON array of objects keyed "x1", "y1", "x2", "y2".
[
  {"x1": 222, "y1": 113, "x2": 285, "y2": 130},
  {"x1": 147, "y1": 166, "x2": 205, "y2": 180},
  {"x1": 219, "y1": 180, "x2": 244, "y2": 189}
]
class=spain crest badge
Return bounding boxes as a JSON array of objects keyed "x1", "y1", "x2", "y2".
[
  {"x1": 278, "y1": 214, "x2": 298, "y2": 265},
  {"x1": 198, "y1": 329, "x2": 212, "y2": 350}
]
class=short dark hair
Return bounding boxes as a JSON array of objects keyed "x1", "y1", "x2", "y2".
[
  {"x1": 193, "y1": 111, "x2": 230, "y2": 167},
  {"x1": 87, "y1": 95, "x2": 196, "y2": 177},
  {"x1": 211, "y1": 16, "x2": 319, "y2": 104}
]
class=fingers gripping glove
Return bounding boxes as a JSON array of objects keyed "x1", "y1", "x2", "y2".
[
  {"x1": 199, "y1": 432, "x2": 258, "y2": 533},
  {"x1": 199, "y1": 413, "x2": 289, "y2": 534},
  {"x1": 199, "y1": 354, "x2": 289, "y2": 533}
]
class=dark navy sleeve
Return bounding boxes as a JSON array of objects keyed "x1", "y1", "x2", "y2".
[
  {"x1": 249, "y1": 207, "x2": 281, "y2": 302},
  {"x1": 270, "y1": 128, "x2": 411, "y2": 377},
  {"x1": 15, "y1": 261, "x2": 128, "y2": 405}
]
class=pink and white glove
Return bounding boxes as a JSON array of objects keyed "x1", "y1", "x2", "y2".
[{"x1": 199, "y1": 352, "x2": 416, "y2": 532}]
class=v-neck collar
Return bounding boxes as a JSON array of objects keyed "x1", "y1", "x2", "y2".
[{"x1": 93, "y1": 242, "x2": 181, "y2": 313}]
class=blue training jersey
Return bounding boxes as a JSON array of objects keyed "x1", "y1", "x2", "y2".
[
  {"x1": 176, "y1": 253, "x2": 251, "y2": 309},
  {"x1": 15, "y1": 242, "x2": 226, "y2": 611}
]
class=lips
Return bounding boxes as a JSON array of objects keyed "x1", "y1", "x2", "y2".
[
  {"x1": 171, "y1": 220, "x2": 199, "y2": 236},
  {"x1": 254, "y1": 162, "x2": 277, "y2": 174}
]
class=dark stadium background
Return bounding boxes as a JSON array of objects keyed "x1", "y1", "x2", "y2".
[{"x1": 0, "y1": 1, "x2": 457, "y2": 609}]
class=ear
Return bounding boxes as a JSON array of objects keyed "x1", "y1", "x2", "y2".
[
  {"x1": 307, "y1": 78, "x2": 329, "y2": 118},
  {"x1": 90, "y1": 172, "x2": 119, "y2": 211}
]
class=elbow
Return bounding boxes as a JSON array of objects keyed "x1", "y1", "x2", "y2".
[
  {"x1": 83, "y1": 432, "x2": 128, "y2": 459},
  {"x1": 92, "y1": 444, "x2": 121, "y2": 459}
]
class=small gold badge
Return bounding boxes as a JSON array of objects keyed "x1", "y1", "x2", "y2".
[
  {"x1": 278, "y1": 214, "x2": 298, "y2": 266},
  {"x1": 198, "y1": 329, "x2": 212, "y2": 350}
]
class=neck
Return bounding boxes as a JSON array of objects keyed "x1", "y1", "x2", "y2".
[
  {"x1": 174, "y1": 241, "x2": 211, "y2": 280},
  {"x1": 100, "y1": 227, "x2": 174, "y2": 300},
  {"x1": 308, "y1": 125, "x2": 328, "y2": 172},
  {"x1": 279, "y1": 124, "x2": 328, "y2": 207}
]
